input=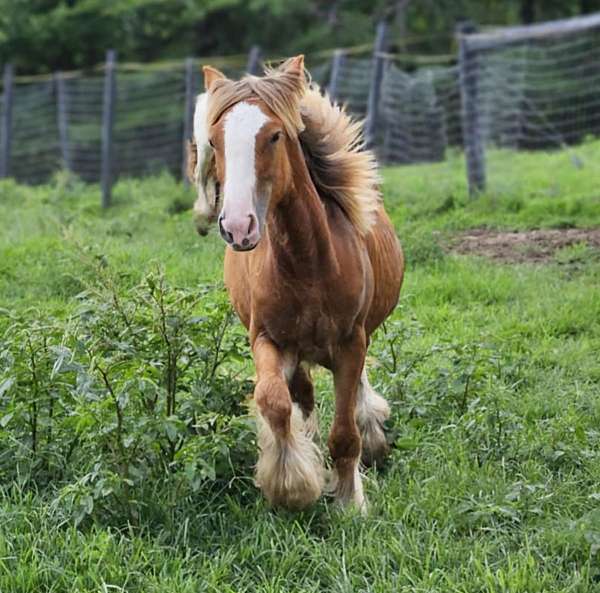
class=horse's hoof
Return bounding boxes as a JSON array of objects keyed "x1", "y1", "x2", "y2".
[
  {"x1": 255, "y1": 404, "x2": 324, "y2": 510},
  {"x1": 327, "y1": 461, "x2": 368, "y2": 514},
  {"x1": 357, "y1": 388, "x2": 391, "y2": 467},
  {"x1": 360, "y1": 420, "x2": 390, "y2": 467}
]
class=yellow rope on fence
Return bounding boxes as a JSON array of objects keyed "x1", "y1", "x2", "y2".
[
  {"x1": 375, "y1": 50, "x2": 456, "y2": 66},
  {"x1": 8, "y1": 43, "x2": 382, "y2": 85}
]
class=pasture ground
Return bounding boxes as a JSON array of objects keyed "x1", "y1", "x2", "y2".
[{"x1": 1, "y1": 143, "x2": 600, "y2": 592}]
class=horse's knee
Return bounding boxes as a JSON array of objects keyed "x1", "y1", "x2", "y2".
[
  {"x1": 328, "y1": 424, "x2": 361, "y2": 463},
  {"x1": 255, "y1": 376, "x2": 292, "y2": 438}
]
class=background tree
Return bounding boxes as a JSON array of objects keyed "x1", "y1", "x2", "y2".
[{"x1": 1, "y1": 0, "x2": 599, "y2": 74}]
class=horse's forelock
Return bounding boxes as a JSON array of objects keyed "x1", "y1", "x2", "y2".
[{"x1": 206, "y1": 66, "x2": 306, "y2": 138}]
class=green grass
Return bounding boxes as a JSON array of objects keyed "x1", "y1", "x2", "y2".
[{"x1": 1, "y1": 144, "x2": 600, "y2": 592}]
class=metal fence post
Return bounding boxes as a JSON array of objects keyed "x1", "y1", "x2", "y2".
[
  {"x1": 0, "y1": 64, "x2": 14, "y2": 179},
  {"x1": 101, "y1": 50, "x2": 117, "y2": 208},
  {"x1": 182, "y1": 57, "x2": 195, "y2": 185},
  {"x1": 457, "y1": 22, "x2": 486, "y2": 196},
  {"x1": 246, "y1": 45, "x2": 262, "y2": 75},
  {"x1": 55, "y1": 72, "x2": 72, "y2": 172},
  {"x1": 365, "y1": 20, "x2": 388, "y2": 149},
  {"x1": 327, "y1": 49, "x2": 345, "y2": 100}
]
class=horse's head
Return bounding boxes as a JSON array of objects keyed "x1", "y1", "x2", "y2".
[
  {"x1": 203, "y1": 56, "x2": 306, "y2": 251},
  {"x1": 187, "y1": 93, "x2": 220, "y2": 236}
]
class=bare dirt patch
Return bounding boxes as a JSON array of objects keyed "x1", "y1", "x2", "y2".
[{"x1": 452, "y1": 228, "x2": 600, "y2": 263}]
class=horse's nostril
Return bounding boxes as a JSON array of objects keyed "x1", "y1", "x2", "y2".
[
  {"x1": 218, "y1": 216, "x2": 234, "y2": 244},
  {"x1": 242, "y1": 238, "x2": 249, "y2": 247},
  {"x1": 247, "y1": 214, "x2": 257, "y2": 235}
]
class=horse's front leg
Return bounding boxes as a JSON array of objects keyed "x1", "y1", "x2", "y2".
[
  {"x1": 328, "y1": 326, "x2": 367, "y2": 511},
  {"x1": 252, "y1": 336, "x2": 324, "y2": 510},
  {"x1": 289, "y1": 364, "x2": 319, "y2": 440}
]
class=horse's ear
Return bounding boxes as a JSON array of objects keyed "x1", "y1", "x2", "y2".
[
  {"x1": 281, "y1": 55, "x2": 305, "y2": 78},
  {"x1": 203, "y1": 66, "x2": 226, "y2": 92}
]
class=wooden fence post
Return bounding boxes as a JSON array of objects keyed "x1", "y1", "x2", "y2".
[
  {"x1": 101, "y1": 50, "x2": 117, "y2": 208},
  {"x1": 382, "y1": 99, "x2": 395, "y2": 164},
  {"x1": 246, "y1": 45, "x2": 262, "y2": 75},
  {"x1": 182, "y1": 57, "x2": 195, "y2": 185},
  {"x1": 365, "y1": 20, "x2": 388, "y2": 149},
  {"x1": 0, "y1": 64, "x2": 14, "y2": 179},
  {"x1": 327, "y1": 49, "x2": 345, "y2": 100},
  {"x1": 457, "y1": 22, "x2": 486, "y2": 196},
  {"x1": 55, "y1": 72, "x2": 72, "y2": 172}
]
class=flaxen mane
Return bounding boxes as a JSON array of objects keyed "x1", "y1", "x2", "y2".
[
  {"x1": 206, "y1": 59, "x2": 381, "y2": 235},
  {"x1": 299, "y1": 87, "x2": 381, "y2": 235}
]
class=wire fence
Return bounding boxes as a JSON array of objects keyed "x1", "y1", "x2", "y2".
[
  {"x1": 1, "y1": 13, "x2": 600, "y2": 203},
  {"x1": 379, "y1": 63, "x2": 462, "y2": 165}
]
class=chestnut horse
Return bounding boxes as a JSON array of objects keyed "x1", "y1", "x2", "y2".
[{"x1": 189, "y1": 56, "x2": 404, "y2": 510}]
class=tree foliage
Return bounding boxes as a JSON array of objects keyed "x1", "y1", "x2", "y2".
[{"x1": 1, "y1": 0, "x2": 600, "y2": 76}]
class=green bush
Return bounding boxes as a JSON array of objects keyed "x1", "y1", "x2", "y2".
[{"x1": 0, "y1": 261, "x2": 254, "y2": 525}]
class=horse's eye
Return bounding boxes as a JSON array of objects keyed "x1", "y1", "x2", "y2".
[
  {"x1": 270, "y1": 131, "x2": 282, "y2": 144},
  {"x1": 208, "y1": 139, "x2": 215, "y2": 149}
]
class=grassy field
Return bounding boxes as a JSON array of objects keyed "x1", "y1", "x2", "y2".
[{"x1": 1, "y1": 144, "x2": 600, "y2": 592}]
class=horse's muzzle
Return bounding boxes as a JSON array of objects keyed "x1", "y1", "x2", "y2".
[
  {"x1": 218, "y1": 212, "x2": 260, "y2": 251},
  {"x1": 231, "y1": 241, "x2": 258, "y2": 252}
]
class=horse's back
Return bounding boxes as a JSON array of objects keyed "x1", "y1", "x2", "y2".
[{"x1": 365, "y1": 207, "x2": 404, "y2": 336}]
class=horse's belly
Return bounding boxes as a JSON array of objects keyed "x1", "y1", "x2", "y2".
[{"x1": 365, "y1": 209, "x2": 404, "y2": 335}]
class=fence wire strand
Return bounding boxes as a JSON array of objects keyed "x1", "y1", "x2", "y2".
[{"x1": 0, "y1": 22, "x2": 599, "y2": 197}]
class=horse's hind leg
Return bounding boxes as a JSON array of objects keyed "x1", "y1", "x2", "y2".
[
  {"x1": 328, "y1": 328, "x2": 367, "y2": 511},
  {"x1": 289, "y1": 364, "x2": 319, "y2": 440},
  {"x1": 356, "y1": 367, "x2": 390, "y2": 466},
  {"x1": 253, "y1": 337, "x2": 324, "y2": 510}
]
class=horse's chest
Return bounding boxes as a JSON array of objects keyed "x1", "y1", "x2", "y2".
[{"x1": 261, "y1": 296, "x2": 340, "y2": 362}]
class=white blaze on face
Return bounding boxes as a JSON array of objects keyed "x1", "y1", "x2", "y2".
[{"x1": 223, "y1": 102, "x2": 268, "y2": 216}]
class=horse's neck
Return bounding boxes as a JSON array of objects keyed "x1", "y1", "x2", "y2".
[{"x1": 266, "y1": 141, "x2": 337, "y2": 278}]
